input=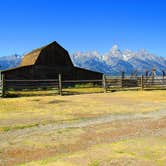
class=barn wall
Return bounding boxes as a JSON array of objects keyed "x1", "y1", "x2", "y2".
[
  {"x1": 71, "y1": 67, "x2": 102, "y2": 80},
  {"x1": 3, "y1": 66, "x2": 34, "y2": 80},
  {"x1": 33, "y1": 65, "x2": 73, "y2": 79},
  {"x1": 3, "y1": 65, "x2": 102, "y2": 80}
]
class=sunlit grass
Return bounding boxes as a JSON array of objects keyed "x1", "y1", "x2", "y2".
[
  {"x1": 0, "y1": 90, "x2": 166, "y2": 132},
  {"x1": 19, "y1": 136, "x2": 166, "y2": 166}
]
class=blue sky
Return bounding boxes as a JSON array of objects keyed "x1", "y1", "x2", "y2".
[{"x1": 0, "y1": 0, "x2": 166, "y2": 57}]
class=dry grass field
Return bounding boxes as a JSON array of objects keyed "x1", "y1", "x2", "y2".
[{"x1": 0, "y1": 90, "x2": 166, "y2": 166}]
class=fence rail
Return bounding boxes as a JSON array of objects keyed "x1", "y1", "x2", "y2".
[
  {"x1": 62, "y1": 79, "x2": 102, "y2": 83},
  {"x1": 0, "y1": 74, "x2": 166, "y2": 97}
]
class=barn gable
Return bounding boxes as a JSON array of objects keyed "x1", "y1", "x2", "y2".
[
  {"x1": 20, "y1": 41, "x2": 73, "y2": 67},
  {"x1": 35, "y1": 42, "x2": 73, "y2": 67}
]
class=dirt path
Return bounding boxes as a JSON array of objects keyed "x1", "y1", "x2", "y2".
[
  {"x1": 0, "y1": 109, "x2": 165, "y2": 141},
  {"x1": 0, "y1": 109, "x2": 166, "y2": 166}
]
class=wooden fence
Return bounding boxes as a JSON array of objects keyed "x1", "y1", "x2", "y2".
[
  {"x1": 106, "y1": 76, "x2": 166, "y2": 89},
  {"x1": 0, "y1": 74, "x2": 166, "y2": 97},
  {"x1": 0, "y1": 74, "x2": 104, "y2": 97}
]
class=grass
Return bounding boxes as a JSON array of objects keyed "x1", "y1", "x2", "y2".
[
  {"x1": 63, "y1": 87, "x2": 104, "y2": 94},
  {"x1": 18, "y1": 136, "x2": 166, "y2": 166},
  {"x1": 0, "y1": 90, "x2": 166, "y2": 132},
  {"x1": 1, "y1": 123, "x2": 40, "y2": 132},
  {"x1": 0, "y1": 88, "x2": 165, "y2": 166},
  {"x1": 18, "y1": 127, "x2": 85, "y2": 149}
]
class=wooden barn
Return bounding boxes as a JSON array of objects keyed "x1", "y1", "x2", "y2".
[{"x1": 1, "y1": 41, "x2": 102, "y2": 80}]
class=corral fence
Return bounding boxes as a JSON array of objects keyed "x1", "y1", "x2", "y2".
[
  {"x1": 106, "y1": 75, "x2": 166, "y2": 90},
  {"x1": 0, "y1": 74, "x2": 103, "y2": 97},
  {"x1": 0, "y1": 73, "x2": 166, "y2": 97}
]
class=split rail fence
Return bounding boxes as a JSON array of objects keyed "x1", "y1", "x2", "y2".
[{"x1": 0, "y1": 74, "x2": 166, "y2": 97}]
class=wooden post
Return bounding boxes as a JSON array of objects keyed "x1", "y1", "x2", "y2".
[
  {"x1": 102, "y1": 74, "x2": 107, "y2": 93},
  {"x1": 145, "y1": 70, "x2": 149, "y2": 77},
  {"x1": 58, "y1": 74, "x2": 62, "y2": 95},
  {"x1": 162, "y1": 70, "x2": 165, "y2": 82},
  {"x1": 141, "y1": 75, "x2": 144, "y2": 90},
  {"x1": 1, "y1": 73, "x2": 6, "y2": 97},
  {"x1": 151, "y1": 68, "x2": 156, "y2": 86},
  {"x1": 121, "y1": 71, "x2": 125, "y2": 88}
]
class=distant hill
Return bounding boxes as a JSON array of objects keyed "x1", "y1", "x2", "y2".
[{"x1": 0, "y1": 45, "x2": 166, "y2": 75}]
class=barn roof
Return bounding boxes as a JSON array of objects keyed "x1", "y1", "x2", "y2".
[
  {"x1": 20, "y1": 41, "x2": 74, "y2": 67},
  {"x1": 1, "y1": 65, "x2": 33, "y2": 73},
  {"x1": 20, "y1": 43, "x2": 50, "y2": 67}
]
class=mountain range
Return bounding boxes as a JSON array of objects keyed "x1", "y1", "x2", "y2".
[
  {"x1": 71, "y1": 45, "x2": 166, "y2": 75},
  {"x1": 0, "y1": 45, "x2": 166, "y2": 75}
]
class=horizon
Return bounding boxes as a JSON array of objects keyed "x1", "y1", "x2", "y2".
[
  {"x1": 0, "y1": 43, "x2": 165, "y2": 59},
  {"x1": 0, "y1": 0, "x2": 166, "y2": 57}
]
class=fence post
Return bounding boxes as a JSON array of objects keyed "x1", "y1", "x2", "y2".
[
  {"x1": 102, "y1": 74, "x2": 107, "y2": 93},
  {"x1": 58, "y1": 74, "x2": 62, "y2": 95},
  {"x1": 121, "y1": 71, "x2": 125, "y2": 88},
  {"x1": 141, "y1": 75, "x2": 144, "y2": 90},
  {"x1": 1, "y1": 74, "x2": 6, "y2": 97},
  {"x1": 162, "y1": 70, "x2": 165, "y2": 82}
]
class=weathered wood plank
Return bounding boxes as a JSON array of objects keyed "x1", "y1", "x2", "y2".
[{"x1": 58, "y1": 74, "x2": 62, "y2": 95}]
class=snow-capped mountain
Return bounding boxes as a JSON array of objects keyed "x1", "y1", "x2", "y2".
[
  {"x1": 70, "y1": 51, "x2": 112, "y2": 74},
  {"x1": 71, "y1": 45, "x2": 166, "y2": 75},
  {"x1": 0, "y1": 54, "x2": 22, "y2": 70},
  {"x1": 0, "y1": 45, "x2": 166, "y2": 75}
]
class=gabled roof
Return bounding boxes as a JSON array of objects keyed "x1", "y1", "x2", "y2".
[
  {"x1": 19, "y1": 41, "x2": 73, "y2": 67},
  {"x1": 20, "y1": 43, "x2": 51, "y2": 67}
]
